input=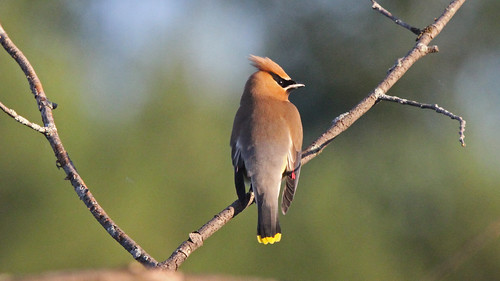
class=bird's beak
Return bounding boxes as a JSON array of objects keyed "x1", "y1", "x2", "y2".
[{"x1": 284, "y1": 83, "x2": 305, "y2": 92}]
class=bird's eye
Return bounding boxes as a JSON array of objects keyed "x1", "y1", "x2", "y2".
[{"x1": 270, "y1": 72, "x2": 295, "y2": 89}]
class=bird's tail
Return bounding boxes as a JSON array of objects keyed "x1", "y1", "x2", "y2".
[
  {"x1": 254, "y1": 185, "x2": 282, "y2": 245},
  {"x1": 257, "y1": 205, "x2": 281, "y2": 244}
]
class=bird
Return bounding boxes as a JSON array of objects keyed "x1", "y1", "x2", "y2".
[{"x1": 230, "y1": 55, "x2": 304, "y2": 244}]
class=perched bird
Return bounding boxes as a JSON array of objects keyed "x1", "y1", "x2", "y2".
[{"x1": 230, "y1": 55, "x2": 304, "y2": 244}]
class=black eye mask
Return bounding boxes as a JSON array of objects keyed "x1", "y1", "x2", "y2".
[{"x1": 270, "y1": 72, "x2": 297, "y2": 89}]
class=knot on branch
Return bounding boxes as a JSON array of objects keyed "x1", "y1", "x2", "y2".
[
  {"x1": 189, "y1": 232, "x2": 203, "y2": 246},
  {"x1": 416, "y1": 43, "x2": 440, "y2": 54},
  {"x1": 417, "y1": 24, "x2": 438, "y2": 41},
  {"x1": 106, "y1": 225, "x2": 118, "y2": 237},
  {"x1": 44, "y1": 124, "x2": 57, "y2": 136},
  {"x1": 387, "y1": 58, "x2": 403, "y2": 74},
  {"x1": 417, "y1": 43, "x2": 429, "y2": 53},
  {"x1": 373, "y1": 88, "x2": 385, "y2": 99},
  {"x1": 130, "y1": 247, "x2": 143, "y2": 259},
  {"x1": 75, "y1": 183, "x2": 88, "y2": 200}
]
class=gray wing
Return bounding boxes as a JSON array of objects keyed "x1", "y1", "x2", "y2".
[{"x1": 281, "y1": 150, "x2": 301, "y2": 214}]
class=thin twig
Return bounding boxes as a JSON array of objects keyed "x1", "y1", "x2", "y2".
[
  {"x1": 378, "y1": 94, "x2": 466, "y2": 146},
  {"x1": 301, "y1": 0, "x2": 466, "y2": 164},
  {"x1": 371, "y1": 0, "x2": 422, "y2": 35},
  {"x1": 0, "y1": 101, "x2": 52, "y2": 134},
  {"x1": 161, "y1": 192, "x2": 255, "y2": 270},
  {"x1": 163, "y1": 0, "x2": 467, "y2": 269},
  {"x1": 0, "y1": 0, "x2": 468, "y2": 272},
  {"x1": 0, "y1": 23, "x2": 158, "y2": 267}
]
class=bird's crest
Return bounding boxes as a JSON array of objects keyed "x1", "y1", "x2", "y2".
[{"x1": 249, "y1": 55, "x2": 290, "y2": 80}]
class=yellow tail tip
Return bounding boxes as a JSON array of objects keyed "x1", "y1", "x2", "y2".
[{"x1": 257, "y1": 233, "x2": 282, "y2": 244}]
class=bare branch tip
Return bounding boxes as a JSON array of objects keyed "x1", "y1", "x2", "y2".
[
  {"x1": 429, "y1": 45, "x2": 440, "y2": 53},
  {"x1": 378, "y1": 95, "x2": 467, "y2": 148},
  {"x1": 372, "y1": 1, "x2": 422, "y2": 35},
  {"x1": 371, "y1": 0, "x2": 381, "y2": 9},
  {"x1": 459, "y1": 119, "x2": 466, "y2": 147}
]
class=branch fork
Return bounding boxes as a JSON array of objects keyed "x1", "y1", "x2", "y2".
[{"x1": 0, "y1": 0, "x2": 467, "y2": 273}]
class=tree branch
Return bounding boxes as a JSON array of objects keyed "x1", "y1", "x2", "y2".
[
  {"x1": 0, "y1": 23, "x2": 158, "y2": 268},
  {"x1": 0, "y1": 0, "x2": 467, "y2": 272},
  {"x1": 161, "y1": 192, "x2": 255, "y2": 270},
  {"x1": 162, "y1": 0, "x2": 467, "y2": 270},
  {"x1": 371, "y1": 0, "x2": 422, "y2": 35},
  {"x1": 378, "y1": 93, "x2": 466, "y2": 146},
  {"x1": 0, "y1": 101, "x2": 52, "y2": 134},
  {"x1": 302, "y1": 0, "x2": 466, "y2": 164}
]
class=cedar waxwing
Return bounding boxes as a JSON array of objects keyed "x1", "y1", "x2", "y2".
[{"x1": 230, "y1": 55, "x2": 304, "y2": 244}]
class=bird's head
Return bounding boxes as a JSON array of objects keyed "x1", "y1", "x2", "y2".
[{"x1": 246, "y1": 55, "x2": 304, "y2": 100}]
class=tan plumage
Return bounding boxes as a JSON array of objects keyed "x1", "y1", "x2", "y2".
[
  {"x1": 230, "y1": 55, "x2": 304, "y2": 244},
  {"x1": 249, "y1": 55, "x2": 290, "y2": 80}
]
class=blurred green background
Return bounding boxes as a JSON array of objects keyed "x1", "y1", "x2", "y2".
[{"x1": 1, "y1": 0, "x2": 499, "y2": 280}]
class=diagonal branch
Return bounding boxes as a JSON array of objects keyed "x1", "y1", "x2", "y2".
[
  {"x1": 0, "y1": 0, "x2": 467, "y2": 272},
  {"x1": 371, "y1": 0, "x2": 422, "y2": 35},
  {"x1": 161, "y1": 192, "x2": 255, "y2": 270},
  {"x1": 301, "y1": 0, "x2": 466, "y2": 164},
  {"x1": 0, "y1": 23, "x2": 159, "y2": 268},
  {"x1": 163, "y1": 0, "x2": 467, "y2": 270},
  {"x1": 0, "y1": 101, "x2": 52, "y2": 134}
]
